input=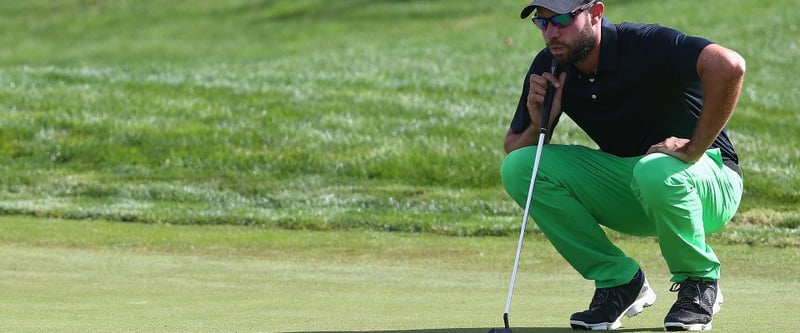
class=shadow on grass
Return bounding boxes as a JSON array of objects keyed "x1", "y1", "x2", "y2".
[{"x1": 287, "y1": 327, "x2": 664, "y2": 333}]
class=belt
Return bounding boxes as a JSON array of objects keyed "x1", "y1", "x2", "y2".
[{"x1": 723, "y1": 159, "x2": 742, "y2": 177}]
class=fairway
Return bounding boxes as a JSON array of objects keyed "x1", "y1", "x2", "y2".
[{"x1": 1, "y1": 217, "x2": 798, "y2": 332}]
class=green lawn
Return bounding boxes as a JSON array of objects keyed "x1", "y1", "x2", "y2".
[
  {"x1": 0, "y1": 0, "x2": 797, "y2": 241},
  {"x1": 1, "y1": 216, "x2": 799, "y2": 332},
  {"x1": 0, "y1": 1, "x2": 798, "y2": 331}
]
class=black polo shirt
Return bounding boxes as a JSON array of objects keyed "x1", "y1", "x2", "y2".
[{"x1": 510, "y1": 18, "x2": 739, "y2": 164}]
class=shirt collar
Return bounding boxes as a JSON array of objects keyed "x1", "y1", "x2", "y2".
[
  {"x1": 564, "y1": 18, "x2": 618, "y2": 77},
  {"x1": 598, "y1": 18, "x2": 619, "y2": 72}
]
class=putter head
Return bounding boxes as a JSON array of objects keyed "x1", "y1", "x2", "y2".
[
  {"x1": 487, "y1": 328, "x2": 511, "y2": 333},
  {"x1": 488, "y1": 313, "x2": 512, "y2": 333}
]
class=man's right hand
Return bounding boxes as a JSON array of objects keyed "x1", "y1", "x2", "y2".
[
  {"x1": 503, "y1": 71, "x2": 567, "y2": 154},
  {"x1": 526, "y1": 71, "x2": 567, "y2": 133}
]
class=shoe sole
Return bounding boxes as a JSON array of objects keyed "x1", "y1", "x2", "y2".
[
  {"x1": 569, "y1": 278, "x2": 657, "y2": 330},
  {"x1": 663, "y1": 284, "x2": 723, "y2": 331},
  {"x1": 664, "y1": 322, "x2": 712, "y2": 331}
]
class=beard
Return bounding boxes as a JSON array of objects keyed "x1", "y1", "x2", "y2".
[{"x1": 549, "y1": 19, "x2": 596, "y2": 65}]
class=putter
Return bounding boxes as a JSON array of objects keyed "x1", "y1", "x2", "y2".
[{"x1": 488, "y1": 58, "x2": 559, "y2": 333}]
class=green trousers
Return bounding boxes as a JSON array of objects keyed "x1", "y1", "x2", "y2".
[{"x1": 500, "y1": 145, "x2": 743, "y2": 288}]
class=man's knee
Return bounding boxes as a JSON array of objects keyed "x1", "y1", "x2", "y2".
[{"x1": 501, "y1": 146, "x2": 537, "y2": 205}]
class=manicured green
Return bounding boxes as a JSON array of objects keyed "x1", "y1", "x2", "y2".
[
  {"x1": 0, "y1": 0, "x2": 797, "y2": 245},
  {"x1": 1, "y1": 216, "x2": 798, "y2": 332}
]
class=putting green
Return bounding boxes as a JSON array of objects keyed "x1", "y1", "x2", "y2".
[{"x1": 1, "y1": 222, "x2": 797, "y2": 332}]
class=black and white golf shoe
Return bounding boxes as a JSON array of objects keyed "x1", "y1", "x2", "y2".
[
  {"x1": 569, "y1": 269, "x2": 656, "y2": 330},
  {"x1": 663, "y1": 279, "x2": 724, "y2": 331}
]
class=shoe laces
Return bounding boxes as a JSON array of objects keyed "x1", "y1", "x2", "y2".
[
  {"x1": 589, "y1": 287, "x2": 611, "y2": 308},
  {"x1": 670, "y1": 280, "x2": 702, "y2": 308}
]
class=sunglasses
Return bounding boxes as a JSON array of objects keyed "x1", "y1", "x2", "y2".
[{"x1": 532, "y1": 0, "x2": 597, "y2": 31}]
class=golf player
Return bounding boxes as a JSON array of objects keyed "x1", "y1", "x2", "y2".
[{"x1": 501, "y1": 0, "x2": 745, "y2": 331}]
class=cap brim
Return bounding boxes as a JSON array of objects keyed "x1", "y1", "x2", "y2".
[{"x1": 520, "y1": 5, "x2": 536, "y2": 19}]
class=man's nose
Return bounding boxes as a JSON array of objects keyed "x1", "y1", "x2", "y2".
[{"x1": 545, "y1": 24, "x2": 561, "y2": 39}]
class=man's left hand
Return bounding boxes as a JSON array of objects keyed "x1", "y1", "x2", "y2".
[{"x1": 647, "y1": 137, "x2": 703, "y2": 163}]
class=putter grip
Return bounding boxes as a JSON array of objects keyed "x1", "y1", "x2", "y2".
[{"x1": 539, "y1": 59, "x2": 559, "y2": 132}]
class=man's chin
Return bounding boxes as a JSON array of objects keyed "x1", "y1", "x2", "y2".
[{"x1": 552, "y1": 53, "x2": 570, "y2": 65}]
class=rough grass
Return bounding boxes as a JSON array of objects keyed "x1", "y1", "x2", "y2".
[{"x1": 0, "y1": 0, "x2": 797, "y2": 245}]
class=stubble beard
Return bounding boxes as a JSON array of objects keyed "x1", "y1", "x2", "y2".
[{"x1": 550, "y1": 19, "x2": 596, "y2": 66}]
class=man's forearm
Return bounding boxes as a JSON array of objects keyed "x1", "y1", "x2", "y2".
[
  {"x1": 504, "y1": 125, "x2": 541, "y2": 154},
  {"x1": 688, "y1": 44, "x2": 746, "y2": 160}
]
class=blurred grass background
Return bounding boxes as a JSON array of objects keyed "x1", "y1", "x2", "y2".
[{"x1": 0, "y1": 0, "x2": 797, "y2": 245}]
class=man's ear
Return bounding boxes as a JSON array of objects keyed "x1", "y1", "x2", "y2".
[{"x1": 590, "y1": 2, "x2": 605, "y2": 23}]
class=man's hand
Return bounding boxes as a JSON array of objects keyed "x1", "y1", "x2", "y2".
[
  {"x1": 647, "y1": 136, "x2": 703, "y2": 163},
  {"x1": 526, "y1": 71, "x2": 566, "y2": 133},
  {"x1": 504, "y1": 71, "x2": 567, "y2": 153}
]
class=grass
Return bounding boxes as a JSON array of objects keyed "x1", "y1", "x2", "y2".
[
  {"x1": 0, "y1": 0, "x2": 797, "y2": 244},
  {"x1": 2, "y1": 215, "x2": 799, "y2": 332},
  {"x1": 0, "y1": 1, "x2": 798, "y2": 330}
]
